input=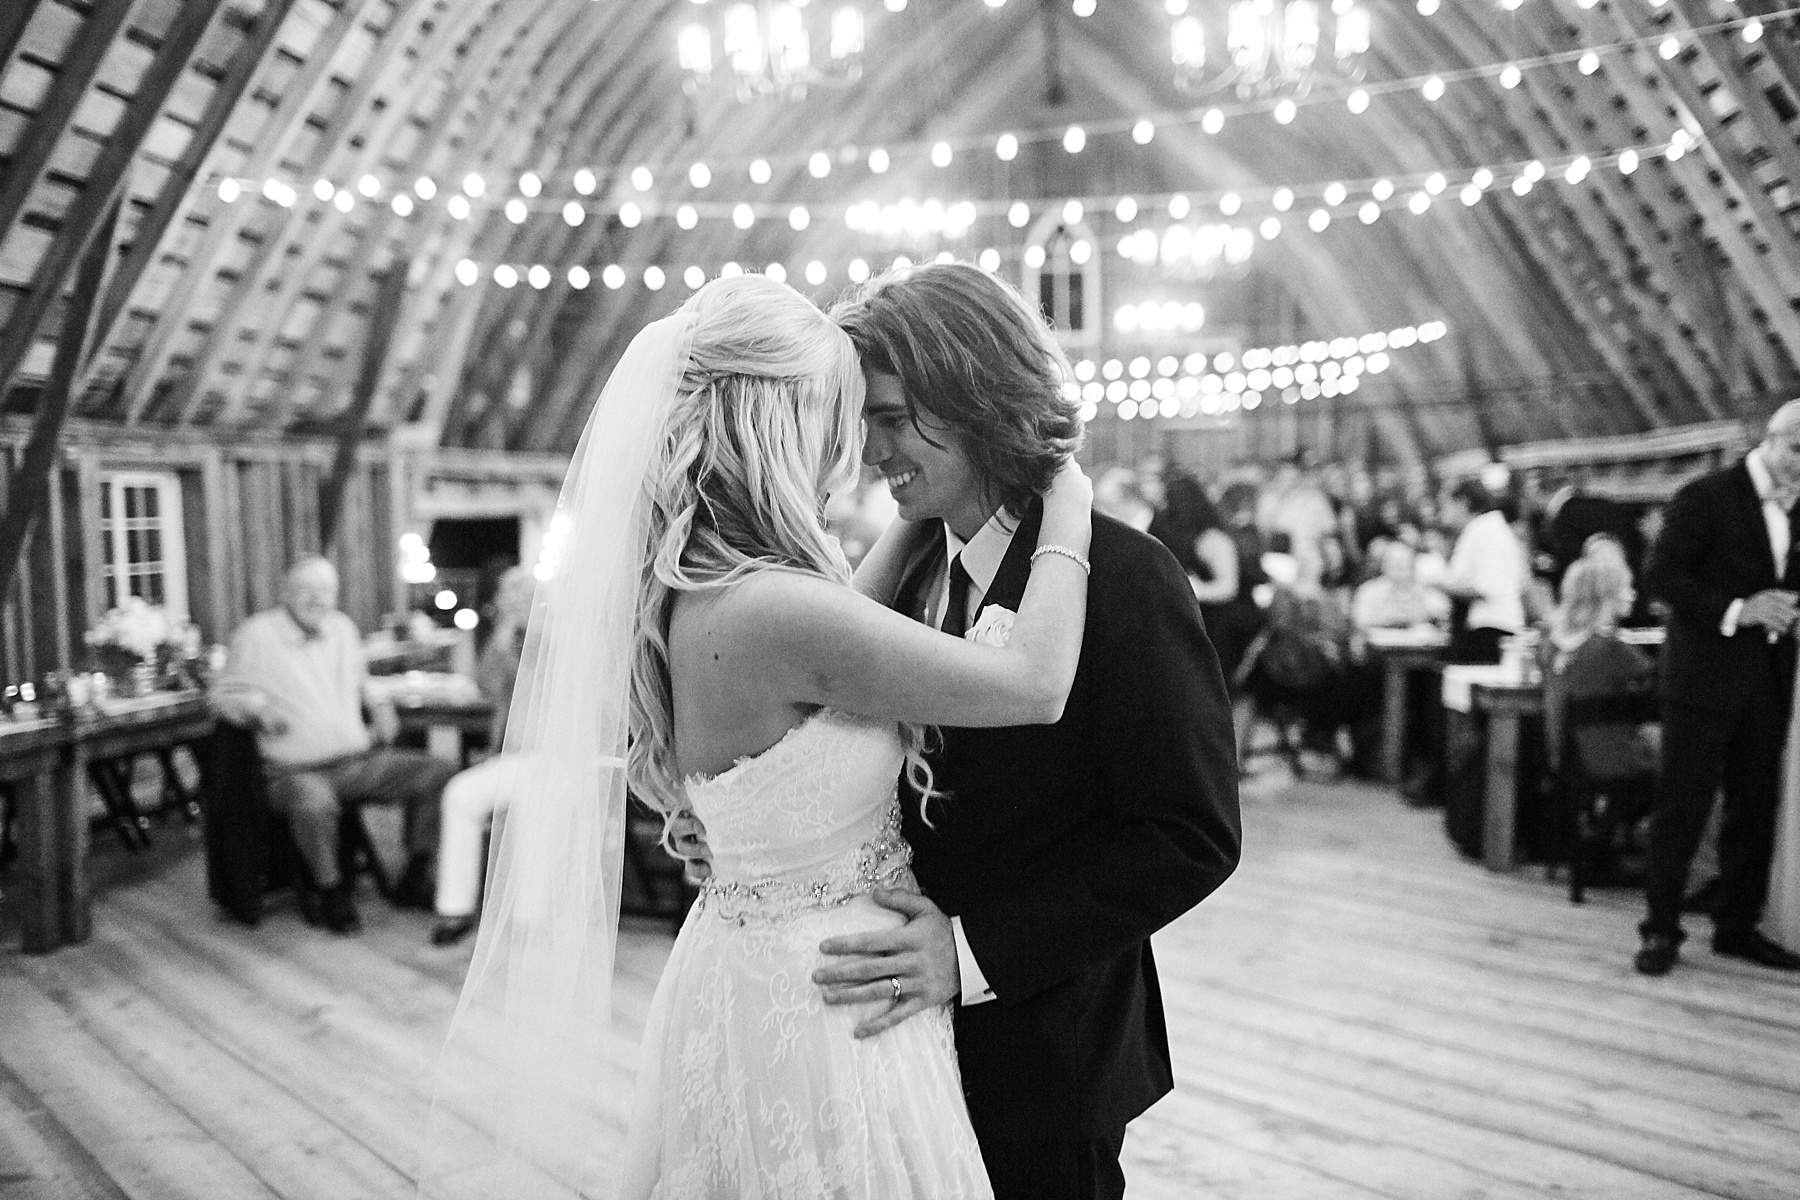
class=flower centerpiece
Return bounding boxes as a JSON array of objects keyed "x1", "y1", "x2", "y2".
[{"x1": 83, "y1": 598, "x2": 203, "y2": 695}]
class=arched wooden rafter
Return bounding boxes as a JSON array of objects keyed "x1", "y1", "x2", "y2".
[{"x1": 15, "y1": 0, "x2": 1800, "y2": 463}]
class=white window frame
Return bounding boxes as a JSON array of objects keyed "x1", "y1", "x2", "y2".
[
  {"x1": 1023, "y1": 210, "x2": 1102, "y2": 354},
  {"x1": 98, "y1": 470, "x2": 189, "y2": 618}
]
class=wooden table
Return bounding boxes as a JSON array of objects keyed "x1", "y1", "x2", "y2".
[
  {"x1": 1364, "y1": 629, "x2": 1448, "y2": 786},
  {"x1": 1468, "y1": 678, "x2": 1545, "y2": 874},
  {"x1": 367, "y1": 673, "x2": 493, "y2": 765},
  {"x1": 8, "y1": 691, "x2": 214, "y2": 953}
]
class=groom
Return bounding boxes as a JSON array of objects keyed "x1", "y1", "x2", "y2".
[{"x1": 814, "y1": 264, "x2": 1242, "y2": 1200}]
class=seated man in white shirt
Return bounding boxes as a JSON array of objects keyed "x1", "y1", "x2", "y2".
[
  {"x1": 211, "y1": 556, "x2": 459, "y2": 933},
  {"x1": 1439, "y1": 479, "x2": 1528, "y2": 664}
]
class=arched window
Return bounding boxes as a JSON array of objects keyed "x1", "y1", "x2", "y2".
[{"x1": 1023, "y1": 211, "x2": 1101, "y2": 354}]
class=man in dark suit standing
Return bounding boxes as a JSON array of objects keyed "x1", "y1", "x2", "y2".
[
  {"x1": 1637, "y1": 401, "x2": 1800, "y2": 975},
  {"x1": 813, "y1": 264, "x2": 1242, "y2": 1200}
]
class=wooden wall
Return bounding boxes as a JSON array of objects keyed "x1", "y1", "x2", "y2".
[{"x1": 0, "y1": 421, "x2": 566, "y2": 690}]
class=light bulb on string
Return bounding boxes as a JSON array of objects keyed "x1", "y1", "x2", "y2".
[
  {"x1": 750, "y1": 158, "x2": 772, "y2": 184},
  {"x1": 789, "y1": 206, "x2": 810, "y2": 230},
  {"x1": 979, "y1": 247, "x2": 1001, "y2": 271},
  {"x1": 519, "y1": 172, "x2": 542, "y2": 198},
  {"x1": 563, "y1": 201, "x2": 585, "y2": 226},
  {"x1": 573, "y1": 169, "x2": 596, "y2": 195},
  {"x1": 1422, "y1": 76, "x2": 1445, "y2": 102},
  {"x1": 357, "y1": 174, "x2": 380, "y2": 198},
  {"x1": 766, "y1": 262, "x2": 787, "y2": 283},
  {"x1": 644, "y1": 266, "x2": 666, "y2": 290},
  {"x1": 1747, "y1": 19, "x2": 1765, "y2": 43},
  {"x1": 527, "y1": 265, "x2": 551, "y2": 290},
  {"x1": 1660, "y1": 37, "x2": 1680, "y2": 60},
  {"x1": 1272, "y1": 188, "x2": 1294, "y2": 212},
  {"x1": 619, "y1": 201, "x2": 641, "y2": 227},
  {"x1": 1202, "y1": 109, "x2": 1225, "y2": 134},
  {"x1": 1274, "y1": 99, "x2": 1297, "y2": 124},
  {"x1": 1472, "y1": 167, "x2": 1494, "y2": 189},
  {"x1": 1578, "y1": 51, "x2": 1599, "y2": 75},
  {"x1": 1500, "y1": 64, "x2": 1521, "y2": 89},
  {"x1": 1619, "y1": 149, "x2": 1639, "y2": 175},
  {"x1": 1074, "y1": 0, "x2": 1096, "y2": 13},
  {"x1": 1133, "y1": 120, "x2": 1155, "y2": 144},
  {"x1": 1371, "y1": 179, "x2": 1394, "y2": 201},
  {"x1": 1218, "y1": 192, "x2": 1239, "y2": 215},
  {"x1": 1063, "y1": 126, "x2": 1086, "y2": 153},
  {"x1": 463, "y1": 173, "x2": 486, "y2": 197},
  {"x1": 1512, "y1": 176, "x2": 1533, "y2": 195},
  {"x1": 868, "y1": 147, "x2": 890, "y2": 173},
  {"x1": 809, "y1": 151, "x2": 831, "y2": 178},
  {"x1": 996, "y1": 133, "x2": 1019, "y2": 161},
  {"x1": 1461, "y1": 183, "x2": 1481, "y2": 205},
  {"x1": 932, "y1": 141, "x2": 953, "y2": 167},
  {"x1": 1323, "y1": 181, "x2": 1347, "y2": 206},
  {"x1": 631, "y1": 166, "x2": 653, "y2": 191},
  {"x1": 455, "y1": 258, "x2": 478, "y2": 286},
  {"x1": 806, "y1": 260, "x2": 828, "y2": 285},
  {"x1": 1169, "y1": 194, "x2": 1191, "y2": 218},
  {"x1": 732, "y1": 204, "x2": 754, "y2": 229},
  {"x1": 505, "y1": 198, "x2": 528, "y2": 224},
  {"x1": 391, "y1": 193, "x2": 413, "y2": 216},
  {"x1": 602, "y1": 264, "x2": 625, "y2": 289},
  {"x1": 1009, "y1": 201, "x2": 1030, "y2": 227},
  {"x1": 690, "y1": 162, "x2": 711, "y2": 187},
  {"x1": 1347, "y1": 89, "x2": 1370, "y2": 114},
  {"x1": 1407, "y1": 192, "x2": 1430, "y2": 215},
  {"x1": 1425, "y1": 173, "x2": 1446, "y2": 195},
  {"x1": 568, "y1": 266, "x2": 590, "y2": 290},
  {"x1": 1116, "y1": 196, "x2": 1138, "y2": 221},
  {"x1": 1063, "y1": 199, "x2": 1084, "y2": 224},
  {"x1": 312, "y1": 179, "x2": 334, "y2": 202},
  {"x1": 1024, "y1": 245, "x2": 1046, "y2": 269},
  {"x1": 848, "y1": 258, "x2": 870, "y2": 282},
  {"x1": 493, "y1": 264, "x2": 518, "y2": 288},
  {"x1": 333, "y1": 190, "x2": 353, "y2": 213},
  {"x1": 677, "y1": 204, "x2": 698, "y2": 229},
  {"x1": 1359, "y1": 201, "x2": 1380, "y2": 224},
  {"x1": 1308, "y1": 209, "x2": 1330, "y2": 232}
]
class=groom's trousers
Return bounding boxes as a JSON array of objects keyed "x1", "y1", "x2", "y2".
[
  {"x1": 976, "y1": 1125, "x2": 1125, "y2": 1200},
  {"x1": 1643, "y1": 690, "x2": 1788, "y2": 940}
]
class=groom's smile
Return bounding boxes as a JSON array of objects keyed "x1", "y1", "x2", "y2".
[{"x1": 861, "y1": 371, "x2": 990, "y2": 539}]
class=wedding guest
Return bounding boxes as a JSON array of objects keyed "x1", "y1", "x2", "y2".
[
  {"x1": 1542, "y1": 556, "x2": 1656, "y2": 779},
  {"x1": 1149, "y1": 476, "x2": 1260, "y2": 684},
  {"x1": 1352, "y1": 541, "x2": 1450, "y2": 631},
  {"x1": 1636, "y1": 402, "x2": 1800, "y2": 974},
  {"x1": 1439, "y1": 479, "x2": 1527, "y2": 663},
  {"x1": 211, "y1": 556, "x2": 457, "y2": 933},
  {"x1": 429, "y1": 565, "x2": 532, "y2": 945},
  {"x1": 1093, "y1": 465, "x2": 1155, "y2": 531}
]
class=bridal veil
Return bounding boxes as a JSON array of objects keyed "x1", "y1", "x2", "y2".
[{"x1": 416, "y1": 310, "x2": 698, "y2": 1199}]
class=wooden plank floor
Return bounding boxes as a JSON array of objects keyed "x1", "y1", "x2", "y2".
[{"x1": 4, "y1": 773, "x2": 1800, "y2": 1200}]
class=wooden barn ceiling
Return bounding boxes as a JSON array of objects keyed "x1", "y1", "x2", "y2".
[{"x1": 5, "y1": 0, "x2": 1800, "y2": 466}]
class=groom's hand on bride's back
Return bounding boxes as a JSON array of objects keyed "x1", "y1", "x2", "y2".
[
  {"x1": 813, "y1": 889, "x2": 961, "y2": 1039},
  {"x1": 667, "y1": 809, "x2": 713, "y2": 884}
]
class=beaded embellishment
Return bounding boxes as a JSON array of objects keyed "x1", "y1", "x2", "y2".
[{"x1": 697, "y1": 802, "x2": 914, "y2": 926}]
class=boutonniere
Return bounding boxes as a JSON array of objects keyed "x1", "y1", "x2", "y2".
[{"x1": 967, "y1": 606, "x2": 1016, "y2": 647}]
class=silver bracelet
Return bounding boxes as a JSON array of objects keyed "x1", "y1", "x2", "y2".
[{"x1": 1030, "y1": 543, "x2": 1091, "y2": 575}]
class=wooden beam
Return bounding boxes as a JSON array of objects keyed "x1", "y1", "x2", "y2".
[
  {"x1": 0, "y1": 1, "x2": 36, "y2": 72},
  {"x1": 76, "y1": 0, "x2": 300, "y2": 396},
  {"x1": 118, "y1": 0, "x2": 397, "y2": 424},
  {"x1": 186, "y1": 0, "x2": 505, "y2": 429},
  {"x1": 0, "y1": 198, "x2": 119, "y2": 601},
  {"x1": 320, "y1": 263, "x2": 407, "y2": 547},
  {"x1": 256, "y1": 0, "x2": 567, "y2": 428},
  {"x1": 0, "y1": 0, "x2": 138, "y2": 244},
  {"x1": 0, "y1": 0, "x2": 227, "y2": 404}
]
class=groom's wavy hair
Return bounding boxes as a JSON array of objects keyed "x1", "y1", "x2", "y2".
[
  {"x1": 832, "y1": 262, "x2": 1083, "y2": 516},
  {"x1": 629, "y1": 274, "x2": 936, "y2": 830}
]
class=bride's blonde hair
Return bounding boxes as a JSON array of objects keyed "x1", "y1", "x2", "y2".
[{"x1": 629, "y1": 274, "x2": 933, "y2": 827}]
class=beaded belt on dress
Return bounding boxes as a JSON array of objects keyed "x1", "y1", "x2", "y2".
[{"x1": 697, "y1": 808, "x2": 913, "y2": 926}]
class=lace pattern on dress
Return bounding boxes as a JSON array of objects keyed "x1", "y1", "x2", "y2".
[{"x1": 697, "y1": 799, "x2": 913, "y2": 926}]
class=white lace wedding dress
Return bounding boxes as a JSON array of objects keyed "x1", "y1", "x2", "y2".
[{"x1": 619, "y1": 708, "x2": 992, "y2": 1200}]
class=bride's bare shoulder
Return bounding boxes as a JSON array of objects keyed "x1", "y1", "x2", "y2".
[{"x1": 671, "y1": 570, "x2": 865, "y2": 642}]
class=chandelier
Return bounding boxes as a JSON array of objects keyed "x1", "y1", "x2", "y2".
[
  {"x1": 678, "y1": 2, "x2": 865, "y2": 103},
  {"x1": 1172, "y1": 0, "x2": 1369, "y2": 101}
]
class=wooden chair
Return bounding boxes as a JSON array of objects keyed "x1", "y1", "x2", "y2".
[
  {"x1": 1557, "y1": 690, "x2": 1660, "y2": 904},
  {"x1": 198, "y1": 719, "x2": 391, "y2": 925}
]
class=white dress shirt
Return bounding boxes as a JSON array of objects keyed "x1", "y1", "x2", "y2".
[
  {"x1": 1443, "y1": 509, "x2": 1527, "y2": 633},
  {"x1": 211, "y1": 608, "x2": 372, "y2": 768},
  {"x1": 932, "y1": 510, "x2": 1019, "y2": 1007},
  {"x1": 1720, "y1": 447, "x2": 1791, "y2": 636}
]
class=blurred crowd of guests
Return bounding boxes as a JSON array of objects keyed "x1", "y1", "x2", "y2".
[{"x1": 1073, "y1": 452, "x2": 1662, "y2": 784}]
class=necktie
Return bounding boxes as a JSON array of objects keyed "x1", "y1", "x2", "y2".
[{"x1": 942, "y1": 555, "x2": 973, "y2": 639}]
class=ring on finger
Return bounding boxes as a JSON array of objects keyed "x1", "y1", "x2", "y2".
[{"x1": 887, "y1": 975, "x2": 903, "y2": 1003}]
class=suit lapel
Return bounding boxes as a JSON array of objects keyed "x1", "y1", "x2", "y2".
[
  {"x1": 1731, "y1": 461, "x2": 1780, "y2": 583},
  {"x1": 976, "y1": 499, "x2": 1042, "y2": 621},
  {"x1": 893, "y1": 522, "x2": 948, "y2": 626}
]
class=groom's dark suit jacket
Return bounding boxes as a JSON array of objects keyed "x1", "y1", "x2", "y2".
[
  {"x1": 1646, "y1": 459, "x2": 1796, "y2": 714},
  {"x1": 894, "y1": 500, "x2": 1241, "y2": 1145}
]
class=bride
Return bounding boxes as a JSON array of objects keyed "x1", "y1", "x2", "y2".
[{"x1": 417, "y1": 273, "x2": 1093, "y2": 1199}]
